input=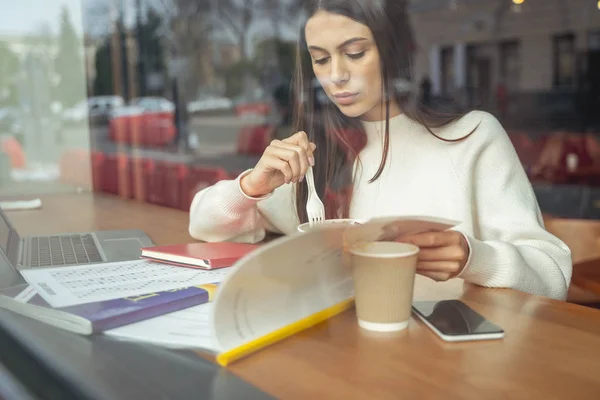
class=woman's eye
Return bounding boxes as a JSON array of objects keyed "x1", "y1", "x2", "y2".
[
  {"x1": 347, "y1": 51, "x2": 365, "y2": 60},
  {"x1": 313, "y1": 57, "x2": 329, "y2": 65}
]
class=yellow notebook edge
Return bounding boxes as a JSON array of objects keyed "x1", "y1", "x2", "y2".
[{"x1": 216, "y1": 298, "x2": 355, "y2": 367}]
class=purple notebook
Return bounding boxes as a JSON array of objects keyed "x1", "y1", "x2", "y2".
[{"x1": 0, "y1": 283, "x2": 218, "y2": 335}]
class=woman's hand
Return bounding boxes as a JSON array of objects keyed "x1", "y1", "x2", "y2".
[
  {"x1": 240, "y1": 131, "x2": 316, "y2": 197},
  {"x1": 396, "y1": 231, "x2": 470, "y2": 282}
]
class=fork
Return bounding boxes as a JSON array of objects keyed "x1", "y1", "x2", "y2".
[{"x1": 305, "y1": 166, "x2": 325, "y2": 226}]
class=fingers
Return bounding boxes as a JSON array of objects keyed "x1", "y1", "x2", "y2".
[
  {"x1": 271, "y1": 141, "x2": 310, "y2": 182},
  {"x1": 417, "y1": 261, "x2": 462, "y2": 273},
  {"x1": 414, "y1": 246, "x2": 467, "y2": 262},
  {"x1": 416, "y1": 261, "x2": 462, "y2": 281},
  {"x1": 267, "y1": 157, "x2": 293, "y2": 183},
  {"x1": 264, "y1": 145, "x2": 301, "y2": 182},
  {"x1": 417, "y1": 270, "x2": 453, "y2": 282},
  {"x1": 397, "y1": 231, "x2": 463, "y2": 248},
  {"x1": 263, "y1": 131, "x2": 317, "y2": 184},
  {"x1": 284, "y1": 131, "x2": 316, "y2": 167},
  {"x1": 397, "y1": 231, "x2": 470, "y2": 279},
  {"x1": 399, "y1": 231, "x2": 468, "y2": 263}
]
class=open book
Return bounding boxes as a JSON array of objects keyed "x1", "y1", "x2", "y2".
[
  {"x1": 3, "y1": 259, "x2": 230, "y2": 334},
  {"x1": 0, "y1": 283, "x2": 218, "y2": 335},
  {"x1": 107, "y1": 216, "x2": 459, "y2": 366}
]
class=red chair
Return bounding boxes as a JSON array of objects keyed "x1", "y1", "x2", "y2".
[
  {"x1": 237, "y1": 125, "x2": 274, "y2": 155},
  {"x1": 117, "y1": 154, "x2": 132, "y2": 198},
  {"x1": 136, "y1": 112, "x2": 175, "y2": 148},
  {"x1": 181, "y1": 166, "x2": 230, "y2": 211},
  {"x1": 144, "y1": 160, "x2": 190, "y2": 208},
  {"x1": 508, "y1": 132, "x2": 545, "y2": 173},
  {"x1": 129, "y1": 115, "x2": 144, "y2": 147},
  {"x1": 130, "y1": 157, "x2": 155, "y2": 202},
  {"x1": 91, "y1": 151, "x2": 106, "y2": 192},
  {"x1": 235, "y1": 101, "x2": 272, "y2": 117},
  {"x1": 585, "y1": 134, "x2": 600, "y2": 165},
  {"x1": 101, "y1": 153, "x2": 131, "y2": 198},
  {"x1": 159, "y1": 119, "x2": 177, "y2": 146},
  {"x1": 562, "y1": 134, "x2": 593, "y2": 169},
  {"x1": 109, "y1": 117, "x2": 129, "y2": 144},
  {"x1": 145, "y1": 159, "x2": 167, "y2": 206},
  {"x1": 164, "y1": 162, "x2": 189, "y2": 209},
  {"x1": 155, "y1": 111, "x2": 176, "y2": 146},
  {"x1": 531, "y1": 133, "x2": 594, "y2": 184},
  {"x1": 100, "y1": 154, "x2": 119, "y2": 194}
]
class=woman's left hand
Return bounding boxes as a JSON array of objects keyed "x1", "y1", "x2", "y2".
[{"x1": 396, "y1": 231, "x2": 470, "y2": 282}]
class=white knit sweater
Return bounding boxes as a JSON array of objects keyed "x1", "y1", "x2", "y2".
[{"x1": 189, "y1": 111, "x2": 572, "y2": 300}]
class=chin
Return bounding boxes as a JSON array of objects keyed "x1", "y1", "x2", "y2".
[{"x1": 333, "y1": 102, "x2": 369, "y2": 118}]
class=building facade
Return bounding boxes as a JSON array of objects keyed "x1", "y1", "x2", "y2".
[{"x1": 409, "y1": 0, "x2": 600, "y2": 130}]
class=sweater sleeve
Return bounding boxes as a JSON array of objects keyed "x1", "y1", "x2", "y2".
[
  {"x1": 188, "y1": 170, "x2": 298, "y2": 243},
  {"x1": 454, "y1": 113, "x2": 572, "y2": 300}
]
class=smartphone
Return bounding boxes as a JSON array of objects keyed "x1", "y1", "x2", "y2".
[{"x1": 412, "y1": 300, "x2": 504, "y2": 342}]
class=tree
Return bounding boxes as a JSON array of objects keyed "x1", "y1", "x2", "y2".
[
  {"x1": 215, "y1": 0, "x2": 258, "y2": 61},
  {"x1": 253, "y1": 37, "x2": 296, "y2": 90},
  {"x1": 154, "y1": 0, "x2": 214, "y2": 97},
  {"x1": 0, "y1": 41, "x2": 20, "y2": 106},
  {"x1": 223, "y1": 59, "x2": 257, "y2": 98},
  {"x1": 93, "y1": 41, "x2": 114, "y2": 96},
  {"x1": 54, "y1": 7, "x2": 86, "y2": 108},
  {"x1": 137, "y1": 8, "x2": 167, "y2": 96},
  {"x1": 214, "y1": 0, "x2": 306, "y2": 61}
]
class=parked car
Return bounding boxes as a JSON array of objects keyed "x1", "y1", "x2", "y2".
[
  {"x1": 187, "y1": 96, "x2": 233, "y2": 114},
  {"x1": 130, "y1": 97, "x2": 175, "y2": 113},
  {"x1": 108, "y1": 97, "x2": 176, "y2": 147},
  {"x1": 63, "y1": 96, "x2": 125, "y2": 125}
]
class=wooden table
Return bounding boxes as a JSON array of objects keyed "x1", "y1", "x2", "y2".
[
  {"x1": 572, "y1": 258, "x2": 600, "y2": 296},
  {"x1": 6, "y1": 193, "x2": 600, "y2": 399},
  {"x1": 544, "y1": 216, "x2": 600, "y2": 303},
  {"x1": 544, "y1": 216, "x2": 600, "y2": 263}
]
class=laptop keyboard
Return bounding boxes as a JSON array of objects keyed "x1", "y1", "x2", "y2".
[{"x1": 29, "y1": 234, "x2": 103, "y2": 267}]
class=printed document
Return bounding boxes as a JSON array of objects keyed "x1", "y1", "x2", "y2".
[{"x1": 20, "y1": 260, "x2": 231, "y2": 308}]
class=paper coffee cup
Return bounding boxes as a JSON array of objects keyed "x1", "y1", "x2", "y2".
[{"x1": 349, "y1": 241, "x2": 419, "y2": 332}]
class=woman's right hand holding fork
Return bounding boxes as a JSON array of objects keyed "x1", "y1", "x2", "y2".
[{"x1": 240, "y1": 131, "x2": 316, "y2": 197}]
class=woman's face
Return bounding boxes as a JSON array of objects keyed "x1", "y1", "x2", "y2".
[{"x1": 305, "y1": 10, "x2": 390, "y2": 121}]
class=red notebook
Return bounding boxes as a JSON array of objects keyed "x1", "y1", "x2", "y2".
[{"x1": 140, "y1": 242, "x2": 259, "y2": 269}]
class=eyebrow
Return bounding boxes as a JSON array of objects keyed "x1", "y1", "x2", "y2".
[{"x1": 308, "y1": 37, "x2": 368, "y2": 52}]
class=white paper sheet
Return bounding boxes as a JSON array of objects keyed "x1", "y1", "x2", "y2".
[
  {"x1": 20, "y1": 260, "x2": 231, "y2": 308},
  {"x1": 105, "y1": 303, "x2": 217, "y2": 351},
  {"x1": 0, "y1": 198, "x2": 42, "y2": 211}
]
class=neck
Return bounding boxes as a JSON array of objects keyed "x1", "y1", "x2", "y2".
[{"x1": 360, "y1": 100, "x2": 402, "y2": 122}]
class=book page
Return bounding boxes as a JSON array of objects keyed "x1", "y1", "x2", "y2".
[
  {"x1": 20, "y1": 260, "x2": 231, "y2": 308},
  {"x1": 210, "y1": 215, "x2": 458, "y2": 353},
  {"x1": 105, "y1": 303, "x2": 217, "y2": 352},
  {"x1": 212, "y1": 225, "x2": 352, "y2": 352}
]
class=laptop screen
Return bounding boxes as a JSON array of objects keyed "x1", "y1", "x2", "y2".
[
  {"x1": 0, "y1": 211, "x2": 11, "y2": 254},
  {"x1": 0, "y1": 208, "x2": 18, "y2": 259},
  {"x1": 0, "y1": 208, "x2": 25, "y2": 283}
]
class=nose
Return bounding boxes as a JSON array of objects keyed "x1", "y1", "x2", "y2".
[{"x1": 330, "y1": 56, "x2": 349, "y2": 86}]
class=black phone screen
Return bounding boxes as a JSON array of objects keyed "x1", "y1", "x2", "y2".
[{"x1": 412, "y1": 300, "x2": 504, "y2": 336}]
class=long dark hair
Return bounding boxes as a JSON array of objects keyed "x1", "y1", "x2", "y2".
[{"x1": 293, "y1": 0, "x2": 475, "y2": 223}]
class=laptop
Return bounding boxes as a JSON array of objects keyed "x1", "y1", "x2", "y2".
[{"x1": 0, "y1": 207, "x2": 153, "y2": 273}]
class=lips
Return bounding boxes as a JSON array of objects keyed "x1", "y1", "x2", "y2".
[{"x1": 332, "y1": 92, "x2": 359, "y2": 106}]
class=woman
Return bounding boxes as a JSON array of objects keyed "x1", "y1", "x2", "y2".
[{"x1": 189, "y1": 0, "x2": 571, "y2": 300}]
